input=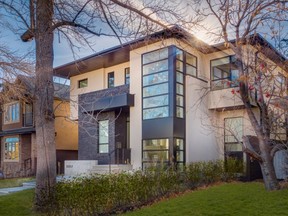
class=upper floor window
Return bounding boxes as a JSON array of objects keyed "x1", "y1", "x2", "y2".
[
  {"x1": 211, "y1": 56, "x2": 239, "y2": 90},
  {"x1": 4, "y1": 102, "x2": 20, "y2": 124},
  {"x1": 4, "y1": 137, "x2": 19, "y2": 161},
  {"x1": 108, "y1": 72, "x2": 114, "y2": 88},
  {"x1": 186, "y1": 53, "x2": 197, "y2": 77},
  {"x1": 78, "y1": 78, "x2": 88, "y2": 88},
  {"x1": 125, "y1": 67, "x2": 130, "y2": 85},
  {"x1": 142, "y1": 48, "x2": 169, "y2": 120}
]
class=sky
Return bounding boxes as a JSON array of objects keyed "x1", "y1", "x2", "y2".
[{"x1": 1, "y1": 1, "x2": 287, "y2": 70}]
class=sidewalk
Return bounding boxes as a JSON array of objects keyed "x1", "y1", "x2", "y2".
[
  {"x1": 0, "y1": 176, "x2": 69, "y2": 195},
  {"x1": 0, "y1": 181, "x2": 35, "y2": 195}
]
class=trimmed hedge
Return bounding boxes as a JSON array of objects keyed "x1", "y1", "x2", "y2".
[{"x1": 47, "y1": 159, "x2": 243, "y2": 215}]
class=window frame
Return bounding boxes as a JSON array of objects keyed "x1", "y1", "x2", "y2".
[
  {"x1": 107, "y1": 72, "x2": 115, "y2": 88},
  {"x1": 3, "y1": 102, "x2": 20, "y2": 125},
  {"x1": 185, "y1": 52, "x2": 198, "y2": 77},
  {"x1": 98, "y1": 120, "x2": 109, "y2": 154},
  {"x1": 78, "y1": 78, "x2": 88, "y2": 89},
  {"x1": 142, "y1": 138, "x2": 170, "y2": 167},
  {"x1": 224, "y1": 117, "x2": 243, "y2": 152},
  {"x1": 210, "y1": 55, "x2": 239, "y2": 90},
  {"x1": 125, "y1": 67, "x2": 130, "y2": 85},
  {"x1": 142, "y1": 47, "x2": 170, "y2": 120},
  {"x1": 3, "y1": 136, "x2": 20, "y2": 162}
]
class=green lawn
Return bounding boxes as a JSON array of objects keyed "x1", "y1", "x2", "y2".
[
  {"x1": 0, "y1": 189, "x2": 38, "y2": 216},
  {"x1": 0, "y1": 177, "x2": 35, "y2": 189},
  {"x1": 123, "y1": 182, "x2": 288, "y2": 216},
  {"x1": 0, "y1": 182, "x2": 287, "y2": 216}
]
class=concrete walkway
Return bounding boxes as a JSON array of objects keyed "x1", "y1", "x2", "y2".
[
  {"x1": 0, "y1": 181, "x2": 35, "y2": 195},
  {"x1": 0, "y1": 176, "x2": 69, "y2": 195}
]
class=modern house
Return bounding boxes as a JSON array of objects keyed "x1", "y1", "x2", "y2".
[
  {"x1": 54, "y1": 27, "x2": 287, "y2": 179},
  {"x1": 0, "y1": 76, "x2": 78, "y2": 178}
]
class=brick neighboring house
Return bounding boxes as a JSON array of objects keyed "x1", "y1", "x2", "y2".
[
  {"x1": 0, "y1": 75, "x2": 78, "y2": 178},
  {"x1": 54, "y1": 27, "x2": 287, "y2": 180}
]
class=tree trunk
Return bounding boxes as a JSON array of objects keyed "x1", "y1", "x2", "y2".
[
  {"x1": 244, "y1": 97, "x2": 280, "y2": 190},
  {"x1": 34, "y1": 0, "x2": 56, "y2": 209},
  {"x1": 258, "y1": 138, "x2": 280, "y2": 190}
]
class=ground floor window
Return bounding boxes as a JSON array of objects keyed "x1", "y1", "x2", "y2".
[
  {"x1": 4, "y1": 137, "x2": 19, "y2": 161},
  {"x1": 224, "y1": 117, "x2": 245, "y2": 172},
  {"x1": 175, "y1": 138, "x2": 184, "y2": 168},
  {"x1": 142, "y1": 139, "x2": 169, "y2": 168},
  {"x1": 99, "y1": 120, "x2": 109, "y2": 153}
]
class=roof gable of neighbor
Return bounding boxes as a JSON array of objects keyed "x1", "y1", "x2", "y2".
[{"x1": 0, "y1": 75, "x2": 70, "y2": 103}]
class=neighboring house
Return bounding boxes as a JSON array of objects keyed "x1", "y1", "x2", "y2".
[
  {"x1": 54, "y1": 27, "x2": 287, "y2": 180},
  {"x1": 0, "y1": 76, "x2": 78, "y2": 178}
]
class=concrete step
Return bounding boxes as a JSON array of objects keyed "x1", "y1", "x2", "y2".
[{"x1": 89, "y1": 164, "x2": 132, "y2": 174}]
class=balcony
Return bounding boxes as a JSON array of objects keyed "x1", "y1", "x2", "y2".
[
  {"x1": 208, "y1": 79, "x2": 243, "y2": 110},
  {"x1": 23, "y1": 113, "x2": 33, "y2": 127}
]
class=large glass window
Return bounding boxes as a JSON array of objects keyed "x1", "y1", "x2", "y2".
[
  {"x1": 142, "y1": 139, "x2": 169, "y2": 166},
  {"x1": 4, "y1": 102, "x2": 20, "y2": 124},
  {"x1": 108, "y1": 72, "x2": 114, "y2": 88},
  {"x1": 142, "y1": 48, "x2": 169, "y2": 120},
  {"x1": 99, "y1": 120, "x2": 109, "y2": 153},
  {"x1": 143, "y1": 48, "x2": 168, "y2": 64},
  {"x1": 224, "y1": 117, "x2": 243, "y2": 152},
  {"x1": 211, "y1": 56, "x2": 239, "y2": 90},
  {"x1": 175, "y1": 48, "x2": 185, "y2": 118},
  {"x1": 4, "y1": 137, "x2": 19, "y2": 161}
]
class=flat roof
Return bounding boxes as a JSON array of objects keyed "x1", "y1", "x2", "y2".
[{"x1": 54, "y1": 27, "x2": 287, "y2": 78}]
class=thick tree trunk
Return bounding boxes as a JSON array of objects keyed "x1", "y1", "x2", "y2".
[
  {"x1": 234, "y1": 47, "x2": 279, "y2": 191},
  {"x1": 243, "y1": 95, "x2": 280, "y2": 190},
  {"x1": 34, "y1": 0, "x2": 56, "y2": 209},
  {"x1": 258, "y1": 138, "x2": 280, "y2": 190}
]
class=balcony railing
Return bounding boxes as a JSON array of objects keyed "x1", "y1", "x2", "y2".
[
  {"x1": 23, "y1": 113, "x2": 33, "y2": 127},
  {"x1": 211, "y1": 78, "x2": 239, "y2": 90}
]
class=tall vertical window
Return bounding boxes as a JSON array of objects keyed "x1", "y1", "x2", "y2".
[
  {"x1": 99, "y1": 120, "x2": 109, "y2": 153},
  {"x1": 108, "y1": 72, "x2": 114, "y2": 88},
  {"x1": 4, "y1": 137, "x2": 19, "y2": 161},
  {"x1": 78, "y1": 78, "x2": 88, "y2": 88},
  {"x1": 4, "y1": 102, "x2": 20, "y2": 124},
  {"x1": 142, "y1": 48, "x2": 169, "y2": 120},
  {"x1": 186, "y1": 53, "x2": 197, "y2": 77},
  {"x1": 125, "y1": 67, "x2": 130, "y2": 85},
  {"x1": 224, "y1": 117, "x2": 243, "y2": 152},
  {"x1": 211, "y1": 56, "x2": 239, "y2": 90},
  {"x1": 176, "y1": 48, "x2": 184, "y2": 118},
  {"x1": 142, "y1": 139, "x2": 169, "y2": 168}
]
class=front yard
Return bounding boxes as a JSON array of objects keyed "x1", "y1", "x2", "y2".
[
  {"x1": 0, "y1": 177, "x2": 34, "y2": 189},
  {"x1": 0, "y1": 182, "x2": 287, "y2": 216}
]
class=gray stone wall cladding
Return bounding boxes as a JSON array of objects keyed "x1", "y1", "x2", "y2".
[
  {"x1": 79, "y1": 111, "x2": 115, "y2": 164},
  {"x1": 78, "y1": 85, "x2": 130, "y2": 165}
]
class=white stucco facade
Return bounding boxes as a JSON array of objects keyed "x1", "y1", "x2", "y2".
[{"x1": 55, "y1": 30, "x2": 286, "y2": 176}]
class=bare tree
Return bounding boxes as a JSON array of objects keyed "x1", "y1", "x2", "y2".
[
  {"x1": 192, "y1": 0, "x2": 288, "y2": 190},
  {"x1": 0, "y1": 0, "x2": 195, "y2": 208}
]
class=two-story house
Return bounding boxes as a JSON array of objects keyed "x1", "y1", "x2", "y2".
[
  {"x1": 0, "y1": 75, "x2": 78, "y2": 178},
  {"x1": 54, "y1": 27, "x2": 287, "y2": 180}
]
